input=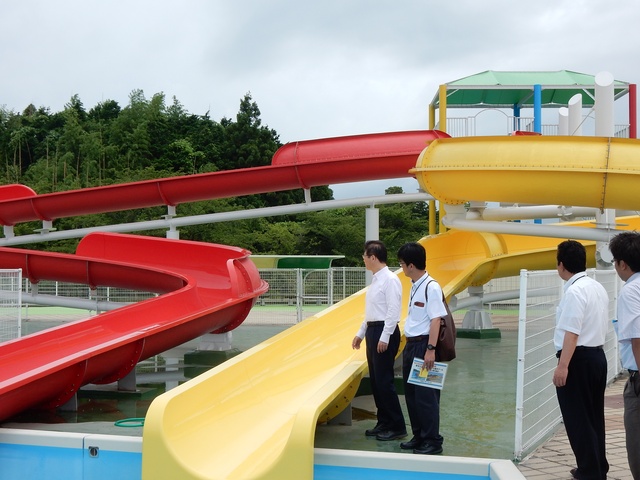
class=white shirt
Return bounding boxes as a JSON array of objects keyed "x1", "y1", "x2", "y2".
[
  {"x1": 553, "y1": 272, "x2": 609, "y2": 351},
  {"x1": 355, "y1": 266, "x2": 402, "y2": 344},
  {"x1": 404, "y1": 273, "x2": 448, "y2": 338},
  {"x1": 617, "y1": 271, "x2": 640, "y2": 370}
]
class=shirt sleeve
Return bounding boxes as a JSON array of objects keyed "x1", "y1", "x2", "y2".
[
  {"x1": 557, "y1": 286, "x2": 585, "y2": 336},
  {"x1": 619, "y1": 284, "x2": 640, "y2": 341},
  {"x1": 379, "y1": 275, "x2": 402, "y2": 344},
  {"x1": 426, "y1": 281, "x2": 448, "y2": 324},
  {"x1": 355, "y1": 319, "x2": 367, "y2": 340}
]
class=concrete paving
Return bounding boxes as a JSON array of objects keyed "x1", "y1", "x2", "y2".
[{"x1": 517, "y1": 374, "x2": 632, "y2": 479}]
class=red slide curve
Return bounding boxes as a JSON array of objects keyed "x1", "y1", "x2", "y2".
[
  {"x1": 0, "y1": 233, "x2": 267, "y2": 420},
  {"x1": 0, "y1": 130, "x2": 446, "y2": 420}
]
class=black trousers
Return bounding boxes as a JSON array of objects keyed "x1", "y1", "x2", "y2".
[
  {"x1": 556, "y1": 348, "x2": 609, "y2": 480},
  {"x1": 365, "y1": 323, "x2": 405, "y2": 431},
  {"x1": 402, "y1": 336, "x2": 443, "y2": 446}
]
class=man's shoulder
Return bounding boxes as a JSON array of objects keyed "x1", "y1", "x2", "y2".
[
  {"x1": 424, "y1": 275, "x2": 441, "y2": 289},
  {"x1": 379, "y1": 267, "x2": 401, "y2": 283},
  {"x1": 624, "y1": 275, "x2": 640, "y2": 290},
  {"x1": 569, "y1": 275, "x2": 608, "y2": 299},
  {"x1": 424, "y1": 277, "x2": 444, "y2": 298},
  {"x1": 578, "y1": 275, "x2": 606, "y2": 289},
  {"x1": 570, "y1": 274, "x2": 602, "y2": 289}
]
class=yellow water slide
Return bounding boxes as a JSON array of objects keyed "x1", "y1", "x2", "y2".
[{"x1": 142, "y1": 135, "x2": 640, "y2": 479}]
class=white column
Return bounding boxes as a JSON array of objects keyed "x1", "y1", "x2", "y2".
[
  {"x1": 594, "y1": 71, "x2": 616, "y2": 267},
  {"x1": 595, "y1": 71, "x2": 615, "y2": 137},
  {"x1": 365, "y1": 207, "x2": 379, "y2": 241},
  {"x1": 558, "y1": 107, "x2": 569, "y2": 135},
  {"x1": 568, "y1": 94, "x2": 583, "y2": 136},
  {"x1": 365, "y1": 207, "x2": 379, "y2": 285}
]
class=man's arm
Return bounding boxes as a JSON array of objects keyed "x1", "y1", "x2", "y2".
[
  {"x1": 378, "y1": 277, "x2": 402, "y2": 353},
  {"x1": 422, "y1": 315, "x2": 441, "y2": 371},
  {"x1": 553, "y1": 331, "x2": 579, "y2": 387},
  {"x1": 632, "y1": 338, "x2": 640, "y2": 370}
]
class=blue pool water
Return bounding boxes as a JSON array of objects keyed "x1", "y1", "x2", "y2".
[
  {"x1": 0, "y1": 439, "x2": 510, "y2": 480},
  {"x1": 314, "y1": 465, "x2": 486, "y2": 479},
  {"x1": 1, "y1": 443, "x2": 141, "y2": 480}
]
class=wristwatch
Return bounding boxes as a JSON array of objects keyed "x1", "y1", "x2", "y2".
[{"x1": 426, "y1": 344, "x2": 436, "y2": 351}]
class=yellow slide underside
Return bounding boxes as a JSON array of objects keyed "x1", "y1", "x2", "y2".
[{"x1": 142, "y1": 135, "x2": 640, "y2": 479}]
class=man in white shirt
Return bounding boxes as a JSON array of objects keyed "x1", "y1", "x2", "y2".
[
  {"x1": 396, "y1": 242, "x2": 447, "y2": 455},
  {"x1": 553, "y1": 240, "x2": 609, "y2": 480},
  {"x1": 610, "y1": 231, "x2": 640, "y2": 480},
  {"x1": 352, "y1": 240, "x2": 406, "y2": 441}
]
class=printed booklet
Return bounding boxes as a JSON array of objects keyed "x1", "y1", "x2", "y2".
[{"x1": 407, "y1": 357, "x2": 448, "y2": 390}]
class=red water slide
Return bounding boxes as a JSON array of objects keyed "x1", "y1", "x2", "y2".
[
  {"x1": 0, "y1": 130, "x2": 446, "y2": 420},
  {"x1": 0, "y1": 130, "x2": 447, "y2": 225}
]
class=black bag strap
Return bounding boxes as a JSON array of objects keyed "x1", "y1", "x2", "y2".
[{"x1": 424, "y1": 279, "x2": 446, "y2": 306}]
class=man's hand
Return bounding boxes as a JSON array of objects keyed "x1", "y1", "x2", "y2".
[
  {"x1": 423, "y1": 348, "x2": 436, "y2": 371},
  {"x1": 352, "y1": 336, "x2": 362, "y2": 350},
  {"x1": 377, "y1": 341, "x2": 388, "y2": 354},
  {"x1": 553, "y1": 364, "x2": 569, "y2": 387}
]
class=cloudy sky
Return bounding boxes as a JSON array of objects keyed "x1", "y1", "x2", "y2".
[{"x1": 2, "y1": 1, "x2": 639, "y2": 198}]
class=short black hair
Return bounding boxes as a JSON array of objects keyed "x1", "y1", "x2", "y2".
[
  {"x1": 556, "y1": 240, "x2": 586, "y2": 274},
  {"x1": 364, "y1": 240, "x2": 388, "y2": 263},
  {"x1": 397, "y1": 242, "x2": 426, "y2": 270},
  {"x1": 610, "y1": 231, "x2": 640, "y2": 272}
]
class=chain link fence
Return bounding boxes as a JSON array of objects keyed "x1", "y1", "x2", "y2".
[
  {"x1": 248, "y1": 267, "x2": 367, "y2": 325},
  {"x1": 0, "y1": 269, "x2": 22, "y2": 342},
  {"x1": 12, "y1": 268, "x2": 368, "y2": 328},
  {"x1": 514, "y1": 268, "x2": 621, "y2": 461}
]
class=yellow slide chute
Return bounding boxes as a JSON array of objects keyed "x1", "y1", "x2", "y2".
[{"x1": 142, "y1": 135, "x2": 640, "y2": 479}]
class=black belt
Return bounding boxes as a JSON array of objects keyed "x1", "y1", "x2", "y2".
[
  {"x1": 556, "y1": 345, "x2": 603, "y2": 358},
  {"x1": 367, "y1": 321, "x2": 385, "y2": 326},
  {"x1": 406, "y1": 335, "x2": 428, "y2": 343},
  {"x1": 630, "y1": 369, "x2": 638, "y2": 380}
]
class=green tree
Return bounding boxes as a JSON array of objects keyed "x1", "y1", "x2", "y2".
[
  {"x1": 2, "y1": 90, "x2": 430, "y2": 264},
  {"x1": 219, "y1": 92, "x2": 279, "y2": 171},
  {"x1": 8, "y1": 125, "x2": 35, "y2": 175}
]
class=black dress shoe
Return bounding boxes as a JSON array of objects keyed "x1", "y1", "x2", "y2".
[
  {"x1": 413, "y1": 442, "x2": 443, "y2": 455},
  {"x1": 365, "y1": 425, "x2": 384, "y2": 437},
  {"x1": 400, "y1": 436, "x2": 422, "y2": 450},
  {"x1": 570, "y1": 468, "x2": 579, "y2": 479},
  {"x1": 375, "y1": 430, "x2": 408, "y2": 441}
]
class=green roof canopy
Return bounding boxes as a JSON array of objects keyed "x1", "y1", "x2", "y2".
[{"x1": 431, "y1": 70, "x2": 631, "y2": 108}]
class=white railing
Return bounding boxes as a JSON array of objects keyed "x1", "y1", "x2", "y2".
[
  {"x1": 514, "y1": 268, "x2": 621, "y2": 460},
  {"x1": 0, "y1": 269, "x2": 22, "y2": 341},
  {"x1": 445, "y1": 115, "x2": 630, "y2": 138}
]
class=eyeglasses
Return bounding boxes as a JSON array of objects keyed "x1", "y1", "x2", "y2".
[{"x1": 399, "y1": 261, "x2": 407, "y2": 267}]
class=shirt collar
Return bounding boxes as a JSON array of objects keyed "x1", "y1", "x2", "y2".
[
  {"x1": 564, "y1": 271, "x2": 587, "y2": 291},
  {"x1": 372, "y1": 265, "x2": 389, "y2": 278},
  {"x1": 626, "y1": 271, "x2": 640, "y2": 284},
  {"x1": 411, "y1": 272, "x2": 429, "y2": 286}
]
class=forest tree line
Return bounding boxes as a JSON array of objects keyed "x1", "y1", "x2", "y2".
[{"x1": 0, "y1": 91, "x2": 433, "y2": 265}]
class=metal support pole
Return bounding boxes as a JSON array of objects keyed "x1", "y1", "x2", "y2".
[
  {"x1": 595, "y1": 71, "x2": 616, "y2": 268},
  {"x1": 365, "y1": 207, "x2": 379, "y2": 285},
  {"x1": 533, "y1": 85, "x2": 542, "y2": 133}
]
